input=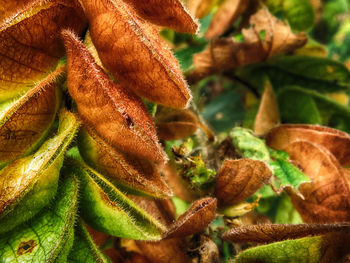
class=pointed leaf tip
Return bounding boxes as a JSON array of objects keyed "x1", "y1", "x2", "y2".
[{"x1": 62, "y1": 29, "x2": 167, "y2": 163}]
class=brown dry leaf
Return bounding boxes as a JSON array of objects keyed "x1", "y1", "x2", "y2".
[
  {"x1": 63, "y1": 30, "x2": 167, "y2": 163},
  {"x1": 0, "y1": 66, "x2": 62, "y2": 165},
  {"x1": 0, "y1": 0, "x2": 33, "y2": 23},
  {"x1": 285, "y1": 141, "x2": 350, "y2": 223},
  {"x1": 205, "y1": 0, "x2": 250, "y2": 39},
  {"x1": 78, "y1": 127, "x2": 172, "y2": 198},
  {"x1": 123, "y1": 0, "x2": 198, "y2": 33},
  {"x1": 80, "y1": 0, "x2": 191, "y2": 108},
  {"x1": 137, "y1": 238, "x2": 191, "y2": 263},
  {"x1": 166, "y1": 197, "x2": 217, "y2": 238},
  {"x1": 0, "y1": 0, "x2": 86, "y2": 101},
  {"x1": 223, "y1": 223, "x2": 350, "y2": 243},
  {"x1": 266, "y1": 124, "x2": 350, "y2": 166},
  {"x1": 186, "y1": 0, "x2": 218, "y2": 19},
  {"x1": 215, "y1": 159, "x2": 272, "y2": 206},
  {"x1": 155, "y1": 106, "x2": 199, "y2": 141},
  {"x1": 254, "y1": 80, "x2": 280, "y2": 136},
  {"x1": 192, "y1": 8, "x2": 307, "y2": 80}
]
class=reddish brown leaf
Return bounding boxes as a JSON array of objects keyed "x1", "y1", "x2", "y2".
[
  {"x1": 215, "y1": 159, "x2": 272, "y2": 206},
  {"x1": 0, "y1": 0, "x2": 33, "y2": 23},
  {"x1": 0, "y1": 66, "x2": 62, "y2": 165},
  {"x1": 123, "y1": 0, "x2": 198, "y2": 33},
  {"x1": 166, "y1": 197, "x2": 217, "y2": 238},
  {"x1": 187, "y1": 0, "x2": 218, "y2": 19},
  {"x1": 192, "y1": 8, "x2": 307, "y2": 81},
  {"x1": 80, "y1": 0, "x2": 191, "y2": 108},
  {"x1": 205, "y1": 0, "x2": 249, "y2": 39},
  {"x1": 62, "y1": 30, "x2": 166, "y2": 163},
  {"x1": 285, "y1": 141, "x2": 350, "y2": 223},
  {"x1": 266, "y1": 124, "x2": 350, "y2": 166},
  {"x1": 78, "y1": 127, "x2": 172, "y2": 198},
  {"x1": 223, "y1": 223, "x2": 350, "y2": 243},
  {"x1": 155, "y1": 107, "x2": 199, "y2": 140},
  {"x1": 254, "y1": 81, "x2": 280, "y2": 136},
  {"x1": 0, "y1": 0, "x2": 86, "y2": 101}
]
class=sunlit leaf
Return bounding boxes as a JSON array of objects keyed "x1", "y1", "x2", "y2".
[
  {"x1": 67, "y1": 221, "x2": 112, "y2": 263},
  {"x1": 0, "y1": 110, "x2": 79, "y2": 233},
  {"x1": 68, "y1": 160, "x2": 167, "y2": 240},
  {"x1": 0, "y1": 171, "x2": 79, "y2": 262},
  {"x1": 78, "y1": 127, "x2": 172, "y2": 198},
  {"x1": 80, "y1": 0, "x2": 191, "y2": 108},
  {"x1": 124, "y1": 0, "x2": 198, "y2": 33},
  {"x1": 267, "y1": 124, "x2": 350, "y2": 166},
  {"x1": 0, "y1": 66, "x2": 62, "y2": 166},
  {"x1": 0, "y1": 0, "x2": 86, "y2": 101},
  {"x1": 63, "y1": 30, "x2": 166, "y2": 163}
]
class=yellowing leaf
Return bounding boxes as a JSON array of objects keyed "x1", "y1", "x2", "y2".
[
  {"x1": 0, "y1": 163, "x2": 79, "y2": 262},
  {"x1": 0, "y1": 66, "x2": 62, "y2": 166},
  {"x1": 0, "y1": 110, "x2": 79, "y2": 233},
  {"x1": 0, "y1": 0, "x2": 86, "y2": 101},
  {"x1": 123, "y1": 0, "x2": 198, "y2": 33},
  {"x1": 69, "y1": 160, "x2": 167, "y2": 240},
  {"x1": 63, "y1": 30, "x2": 166, "y2": 163},
  {"x1": 78, "y1": 127, "x2": 172, "y2": 198},
  {"x1": 80, "y1": 0, "x2": 191, "y2": 108}
]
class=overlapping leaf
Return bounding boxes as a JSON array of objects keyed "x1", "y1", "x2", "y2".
[
  {"x1": 0, "y1": 171, "x2": 79, "y2": 262},
  {"x1": 63, "y1": 30, "x2": 166, "y2": 163},
  {"x1": 124, "y1": 0, "x2": 198, "y2": 33},
  {"x1": 0, "y1": 110, "x2": 79, "y2": 233},
  {"x1": 80, "y1": 0, "x2": 191, "y2": 108},
  {"x1": 155, "y1": 106, "x2": 199, "y2": 141},
  {"x1": 0, "y1": 66, "x2": 62, "y2": 166},
  {"x1": 0, "y1": 0, "x2": 86, "y2": 101},
  {"x1": 68, "y1": 160, "x2": 167, "y2": 240},
  {"x1": 192, "y1": 8, "x2": 307, "y2": 80},
  {"x1": 78, "y1": 127, "x2": 172, "y2": 198}
]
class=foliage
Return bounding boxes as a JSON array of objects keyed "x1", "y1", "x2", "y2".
[{"x1": 0, "y1": 0, "x2": 350, "y2": 262}]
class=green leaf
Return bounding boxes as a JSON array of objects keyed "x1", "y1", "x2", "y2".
[
  {"x1": 230, "y1": 127, "x2": 270, "y2": 162},
  {"x1": 0, "y1": 171, "x2": 79, "y2": 262},
  {"x1": 269, "y1": 148, "x2": 311, "y2": 193},
  {"x1": 237, "y1": 56, "x2": 350, "y2": 93},
  {"x1": 265, "y1": 0, "x2": 315, "y2": 31},
  {"x1": 275, "y1": 194, "x2": 303, "y2": 224},
  {"x1": 67, "y1": 221, "x2": 112, "y2": 263},
  {"x1": 277, "y1": 86, "x2": 350, "y2": 132},
  {"x1": 67, "y1": 160, "x2": 166, "y2": 240},
  {"x1": 202, "y1": 90, "x2": 246, "y2": 132},
  {"x1": 234, "y1": 236, "x2": 322, "y2": 263},
  {"x1": 0, "y1": 110, "x2": 79, "y2": 233}
]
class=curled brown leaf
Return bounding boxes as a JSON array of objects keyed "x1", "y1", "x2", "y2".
[
  {"x1": 215, "y1": 159, "x2": 272, "y2": 206},
  {"x1": 192, "y1": 8, "x2": 307, "y2": 81},
  {"x1": 0, "y1": 0, "x2": 86, "y2": 101},
  {"x1": 166, "y1": 197, "x2": 217, "y2": 238},
  {"x1": 0, "y1": 66, "x2": 63, "y2": 165},
  {"x1": 62, "y1": 30, "x2": 166, "y2": 163},
  {"x1": 266, "y1": 124, "x2": 350, "y2": 166},
  {"x1": 80, "y1": 0, "x2": 191, "y2": 108},
  {"x1": 124, "y1": 0, "x2": 198, "y2": 33},
  {"x1": 155, "y1": 106, "x2": 199, "y2": 141},
  {"x1": 222, "y1": 223, "x2": 350, "y2": 243},
  {"x1": 78, "y1": 127, "x2": 172, "y2": 198},
  {"x1": 285, "y1": 141, "x2": 350, "y2": 223}
]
